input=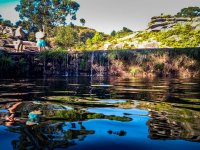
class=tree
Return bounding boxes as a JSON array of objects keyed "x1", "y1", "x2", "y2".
[
  {"x1": 176, "y1": 7, "x2": 200, "y2": 17},
  {"x1": 0, "y1": 15, "x2": 3, "y2": 24},
  {"x1": 80, "y1": 18, "x2": 86, "y2": 26},
  {"x1": 111, "y1": 30, "x2": 116, "y2": 36},
  {"x1": 15, "y1": 0, "x2": 80, "y2": 33},
  {"x1": 0, "y1": 14, "x2": 13, "y2": 26},
  {"x1": 122, "y1": 27, "x2": 132, "y2": 32},
  {"x1": 54, "y1": 26, "x2": 78, "y2": 49},
  {"x1": 1, "y1": 20, "x2": 13, "y2": 27},
  {"x1": 92, "y1": 32, "x2": 104, "y2": 43}
]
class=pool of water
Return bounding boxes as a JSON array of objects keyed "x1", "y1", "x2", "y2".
[{"x1": 0, "y1": 77, "x2": 200, "y2": 149}]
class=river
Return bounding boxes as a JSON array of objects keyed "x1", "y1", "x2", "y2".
[{"x1": 0, "y1": 77, "x2": 200, "y2": 149}]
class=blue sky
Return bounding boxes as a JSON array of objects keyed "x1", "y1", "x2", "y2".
[{"x1": 0, "y1": 0, "x2": 200, "y2": 33}]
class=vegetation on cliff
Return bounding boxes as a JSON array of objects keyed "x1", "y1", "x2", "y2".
[{"x1": 1, "y1": 6, "x2": 200, "y2": 50}]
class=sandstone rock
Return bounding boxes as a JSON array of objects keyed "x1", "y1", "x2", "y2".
[
  {"x1": 167, "y1": 35, "x2": 181, "y2": 41},
  {"x1": 195, "y1": 24, "x2": 200, "y2": 30},
  {"x1": 0, "y1": 39, "x2": 6, "y2": 47},
  {"x1": 175, "y1": 17, "x2": 191, "y2": 21},
  {"x1": 192, "y1": 16, "x2": 200, "y2": 22},
  {"x1": 3, "y1": 26, "x2": 14, "y2": 37},
  {"x1": 117, "y1": 32, "x2": 138, "y2": 41},
  {"x1": 104, "y1": 42, "x2": 111, "y2": 50},
  {"x1": 0, "y1": 25, "x2": 5, "y2": 33},
  {"x1": 114, "y1": 43, "x2": 124, "y2": 49}
]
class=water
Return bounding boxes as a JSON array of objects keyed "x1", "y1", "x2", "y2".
[{"x1": 0, "y1": 77, "x2": 200, "y2": 150}]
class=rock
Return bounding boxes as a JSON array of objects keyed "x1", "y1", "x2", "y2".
[
  {"x1": 114, "y1": 43, "x2": 124, "y2": 49},
  {"x1": 148, "y1": 16, "x2": 192, "y2": 31},
  {"x1": 104, "y1": 42, "x2": 111, "y2": 50},
  {"x1": 0, "y1": 39, "x2": 6, "y2": 47},
  {"x1": 117, "y1": 32, "x2": 138, "y2": 41},
  {"x1": 0, "y1": 25, "x2": 5, "y2": 33},
  {"x1": 195, "y1": 24, "x2": 200, "y2": 30},
  {"x1": 192, "y1": 16, "x2": 200, "y2": 22},
  {"x1": 3, "y1": 26, "x2": 14, "y2": 37},
  {"x1": 167, "y1": 35, "x2": 181, "y2": 41}
]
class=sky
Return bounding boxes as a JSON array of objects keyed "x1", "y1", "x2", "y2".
[{"x1": 0, "y1": 0, "x2": 200, "y2": 33}]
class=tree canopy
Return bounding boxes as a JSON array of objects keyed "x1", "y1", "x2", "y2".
[
  {"x1": 15, "y1": 0, "x2": 80, "y2": 32},
  {"x1": 80, "y1": 18, "x2": 86, "y2": 26},
  {"x1": 0, "y1": 14, "x2": 13, "y2": 27},
  {"x1": 176, "y1": 7, "x2": 200, "y2": 17},
  {"x1": 54, "y1": 26, "x2": 78, "y2": 49}
]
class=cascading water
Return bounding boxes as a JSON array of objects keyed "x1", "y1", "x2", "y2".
[{"x1": 90, "y1": 52, "x2": 94, "y2": 77}]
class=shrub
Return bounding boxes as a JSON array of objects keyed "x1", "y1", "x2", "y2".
[{"x1": 54, "y1": 26, "x2": 78, "y2": 49}]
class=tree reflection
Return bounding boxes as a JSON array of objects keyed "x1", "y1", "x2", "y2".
[{"x1": 9, "y1": 121, "x2": 95, "y2": 149}]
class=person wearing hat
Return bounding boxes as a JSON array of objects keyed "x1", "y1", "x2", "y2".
[
  {"x1": 35, "y1": 29, "x2": 47, "y2": 52},
  {"x1": 15, "y1": 25, "x2": 25, "y2": 52}
]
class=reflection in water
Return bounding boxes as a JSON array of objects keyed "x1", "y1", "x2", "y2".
[{"x1": 0, "y1": 77, "x2": 200, "y2": 149}]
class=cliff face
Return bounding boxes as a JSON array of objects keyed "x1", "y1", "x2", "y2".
[
  {"x1": 148, "y1": 16, "x2": 191, "y2": 31},
  {"x1": 102, "y1": 16, "x2": 200, "y2": 49}
]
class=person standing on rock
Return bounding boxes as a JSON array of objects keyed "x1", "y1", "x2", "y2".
[
  {"x1": 15, "y1": 25, "x2": 25, "y2": 52},
  {"x1": 35, "y1": 28, "x2": 46, "y2": 52}
]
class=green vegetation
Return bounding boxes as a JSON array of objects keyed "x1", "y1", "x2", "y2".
[
  {"x1": 53, "y1": 26, "x2": 78, "y2": 49},
  {"x1": 135, "y1": 23, "x2": 200, "y2": 48},
  {"x1": 0, "y1": 51, "x2": 29, "y2": 77},
  {"x1": 0, "y1": 15, "x2": 13, "y2": 26},
  {"x1": 1, "y1": 6, "x2": 200, "y2": 50},
  {"x1": 176, "y1": 7, "x2": 200, "y2": 17},
  {"x1": 80, "y1": 18, "x2": 86, "y2": 26},
  {"x1": 15, "y1": 0, "x2": 80, "y2": 32},
  {"x1": 138, "y1": 99, "x2": 200, "y2": 127},
  {"x1": 52, "y1": 109, "x2": 132, "y2": 122}
]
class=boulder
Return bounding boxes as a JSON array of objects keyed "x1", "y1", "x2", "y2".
[
  {"x1": 114, "y1": 43, "x2": 124, "y2": 49},
  {"x1": 0, "y1": 39, "x2": 6, "y2": 47},
  {"x1": 104, "y1": 42, "x2": 111, "y2": 50},
  {"x1": 195, "y1": 24, "x2": 200, "y2": 30},
  {"x1": 192, "y1": 16, "x2": 200, "y2": 22},
  {"x1": 2, "y1": 26, "x2": 14, "y2": 37},
  {"x1": 0, "y1": 25, "x2": 5, "y2": 33}
]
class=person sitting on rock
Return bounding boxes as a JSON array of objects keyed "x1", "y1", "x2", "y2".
[
  {"x1": 14, "y1": 25, "x2": 25, "y2": 52},
  {"x1": 35, "y1": 29, "x2": 46, "y2": 52}
]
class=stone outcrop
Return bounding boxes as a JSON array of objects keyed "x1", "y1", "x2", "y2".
[
  {"x1": 0, "y1": 25, "x2": 15, "y2": 38},
  {"x1": 0, "y1": 25, "x2": 38, "y2": 51},
  {"x1": 148, "y1": 16, "x2": 194, "y2": 32}
]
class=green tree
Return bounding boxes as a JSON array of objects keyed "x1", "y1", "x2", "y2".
[
  {"x1": 54, "y1": 26, "x2": 78, "y2": 49},
  {"x1": 122, "y1": 27, "x2": 132, "y2": 32},
  {"x1": 111, "y1": 30, "x2": 116, "y2": 36},
  {"x1": 15, "y1": 0, "x2": 80, "y2": 33},
  {"x1": 0, "y1": 15, "x2": 3, "y2": 24},
  {"x1": 176, "y1": 7, "x2": 200, "y2": 17},
  {"x1": 1, "y1": 20, "x2": 13, "y2": 27},
  {"x1": 80, "y1": 18, "x2": 86, "y2": 26},
  {"x1": 0, "y1": 15, "x2": 13, "y2": 26},
  {"x1": 92, "y1": 32, "x2": 104, "y2": 43}
]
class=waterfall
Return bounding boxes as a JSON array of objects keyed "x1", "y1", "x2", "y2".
[
  {"x1": 76, "y1": 53, "x2": 79, "y2": 76},
  {"x1": 65, "y1": 53, "x2": 69, "y2": 76},
  {"x1": 99, "y1": 53, "x2": 102, "y2": 76},
  {"x1": 107, "y1": 51, "x2": 109, "y2": 76},
  {"x1": 90, "y1": 51, "x2": 94, "y2": 77}
]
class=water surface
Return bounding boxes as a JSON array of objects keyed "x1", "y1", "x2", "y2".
[{"x1": 0, "y1": 77, "x2": 200, "y2": 150}]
